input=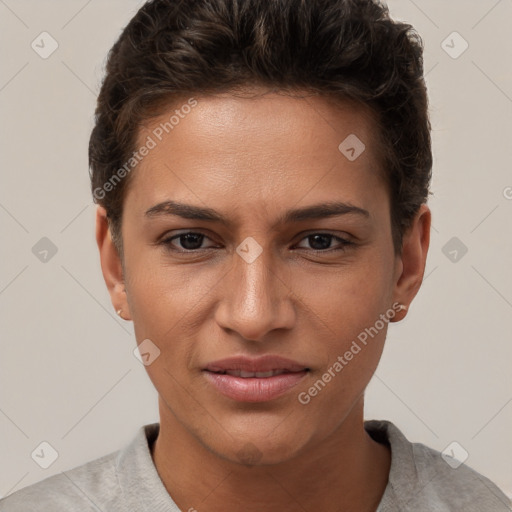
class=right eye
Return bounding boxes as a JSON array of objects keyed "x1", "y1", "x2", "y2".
[{"x1": 160, "y1": 231, "x2": 219, "y2": 252}]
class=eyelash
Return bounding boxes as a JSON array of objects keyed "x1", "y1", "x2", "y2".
[{"x1": 159, "y1": 231, "x2": 354, "y2": 254}]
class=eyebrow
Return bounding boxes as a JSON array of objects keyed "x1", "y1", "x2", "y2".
[{"x1": 144, "y1": 200, "x2": 370, "y2": 226}]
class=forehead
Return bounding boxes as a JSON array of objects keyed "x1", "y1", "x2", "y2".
[
  {"x1": 138, "y1": 90, "x2": 381, "y2": 159},
  {"x1": 126, "y1": 91, "x2": 386, "y2": 220}
]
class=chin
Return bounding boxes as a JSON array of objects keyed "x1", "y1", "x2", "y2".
[{"x1": 205, "y1": 424, "x2": 309, "y2": 467}]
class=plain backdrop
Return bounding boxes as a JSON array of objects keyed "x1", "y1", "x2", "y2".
[{"x1": 1, "y1": 0, "x2": 511, "y2": 500}]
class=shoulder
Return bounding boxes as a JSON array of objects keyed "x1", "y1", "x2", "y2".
[
  {"x1": 365, "y1": 419, "x2": 512, "y2": 512},
  {"x1": 0, "y1": 449, "x2": 122, "y2": 511},
  {"x1": 0, "y1": 423, "x2": 160, "y2": 511},
  {"x1": 408, "y1": 440, "x2": 511, "y2": 511}
]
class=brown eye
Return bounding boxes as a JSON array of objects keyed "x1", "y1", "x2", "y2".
[
  {"x1": 160, "y1": 232, "x2": 216, "y2": 252},
  {"x1": 295, "y1": 233, "x2": 353, "y2": 252}
]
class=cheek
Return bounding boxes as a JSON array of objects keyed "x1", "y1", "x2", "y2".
[
  {"x1": 293, "y1": 254, "x2": 391, "y2": 330},
  {"x1": 125, "y1": 260, "x2": 223, "y2": 374},
  {"x1": 125, "y1": 251, "x2": 214, "y2": 322},
  {"x1": 295, "y1": 257, "x2": 391, "y2": 393},
  {"x1": 301, "y1": 323, "x2": 388, "y2": 424}
]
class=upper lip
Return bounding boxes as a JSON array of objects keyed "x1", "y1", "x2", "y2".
[{"x1": 203, "y1": 355, "x2": 309, "y2": 373}]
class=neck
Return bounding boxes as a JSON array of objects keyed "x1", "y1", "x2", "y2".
[{"x1": 151, "y1": 396, "x2": 390, "y2": 512}]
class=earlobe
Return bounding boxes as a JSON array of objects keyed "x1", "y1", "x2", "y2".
[
  {"x1": 95, "y1": 206, "x2": 132, "y2": 321},
  {"x1": 389, "y1": 302, "x2": 408, "y2": 323},
  {"x1": 390, "y1": 204, "x2": 431, "y2": 322}
]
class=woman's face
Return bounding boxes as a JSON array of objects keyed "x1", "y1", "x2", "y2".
[{"x1": 98, "y1": 90, "x2": 428, "y2": 464}]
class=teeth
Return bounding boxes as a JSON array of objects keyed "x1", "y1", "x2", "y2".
[{"x1": 224, "y1": 370, "x2": 287, "y2": 378}]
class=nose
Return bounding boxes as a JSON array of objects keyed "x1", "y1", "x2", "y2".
[{"x1": 214, "y1": 243, "x2": 296, "y2": 342}]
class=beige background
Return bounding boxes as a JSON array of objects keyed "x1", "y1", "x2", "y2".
[{"x1": 1, "y1": 0, "x2": 511, "y2": 501}]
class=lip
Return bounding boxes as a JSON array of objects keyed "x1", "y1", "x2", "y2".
[
  {"x1": 202, "y1": 355, "x2": 310, "y2": 403},
  {"x1": 203, "y1": 355, "x2": 309, "y2": 373}
]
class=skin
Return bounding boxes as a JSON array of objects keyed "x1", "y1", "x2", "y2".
[{"x1": 96, "y1": 89, "x2": 431, "y2": 512}]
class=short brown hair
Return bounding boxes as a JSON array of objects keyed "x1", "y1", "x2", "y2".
[{"x1": 89, "y1": 0, "x2": 432, "y2": 259}]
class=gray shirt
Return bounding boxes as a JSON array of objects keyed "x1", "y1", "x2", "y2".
[{"x1": 1, "y1": 420, "x2": 510, "y2": 511}]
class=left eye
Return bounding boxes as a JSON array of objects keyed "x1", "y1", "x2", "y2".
[
  {"x1": 294, "y1": 233, "x2": 353, "y2": 252},
  {"x1": 160, "y1": 232, "x2": 353, "y2": 253}
]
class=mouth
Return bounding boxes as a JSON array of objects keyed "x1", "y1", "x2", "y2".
[
  {"x1": 202, "y1": 355, "x2": 310, "y2": 402},
  {"x1": 206, "y1": 369, "x2": 308, "y2": 378},
  {"x1": 203, "y1": 355, "x2": 310, "y2": 374}
]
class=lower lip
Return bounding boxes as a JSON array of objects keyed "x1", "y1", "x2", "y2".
[{"x1": 203, "y1": 371, "x2": 308, "y2": 402}]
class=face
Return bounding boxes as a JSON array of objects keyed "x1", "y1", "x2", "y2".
[{"x1": 97, "y1": 89, "x2": 429, "y2": 465}]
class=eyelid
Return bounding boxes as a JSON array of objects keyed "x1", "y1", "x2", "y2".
[
  {"x1": 159, "y1": 230, "x2": 354, "y2": 253},
  {"x1": 295, "y1": 229, "x2": 354, "y2": 242},
  {"x1": 292, "y1": 232, "x2": 354, "y2": 251},
  {"x1": 159, "y1": 230, "x2": 219, "y2": 251}
]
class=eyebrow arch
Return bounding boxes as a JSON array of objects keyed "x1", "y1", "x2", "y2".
[{"x1": 144, "y1": 200, "x2": 370, "y2": 226}]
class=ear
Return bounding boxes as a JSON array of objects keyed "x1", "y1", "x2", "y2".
[
  {"x1": 390, "y1": 203, "x2": 431, "y2": 323},
  {"x1": 95, "y1": 206, "x2": 132, "y2": 321}
]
